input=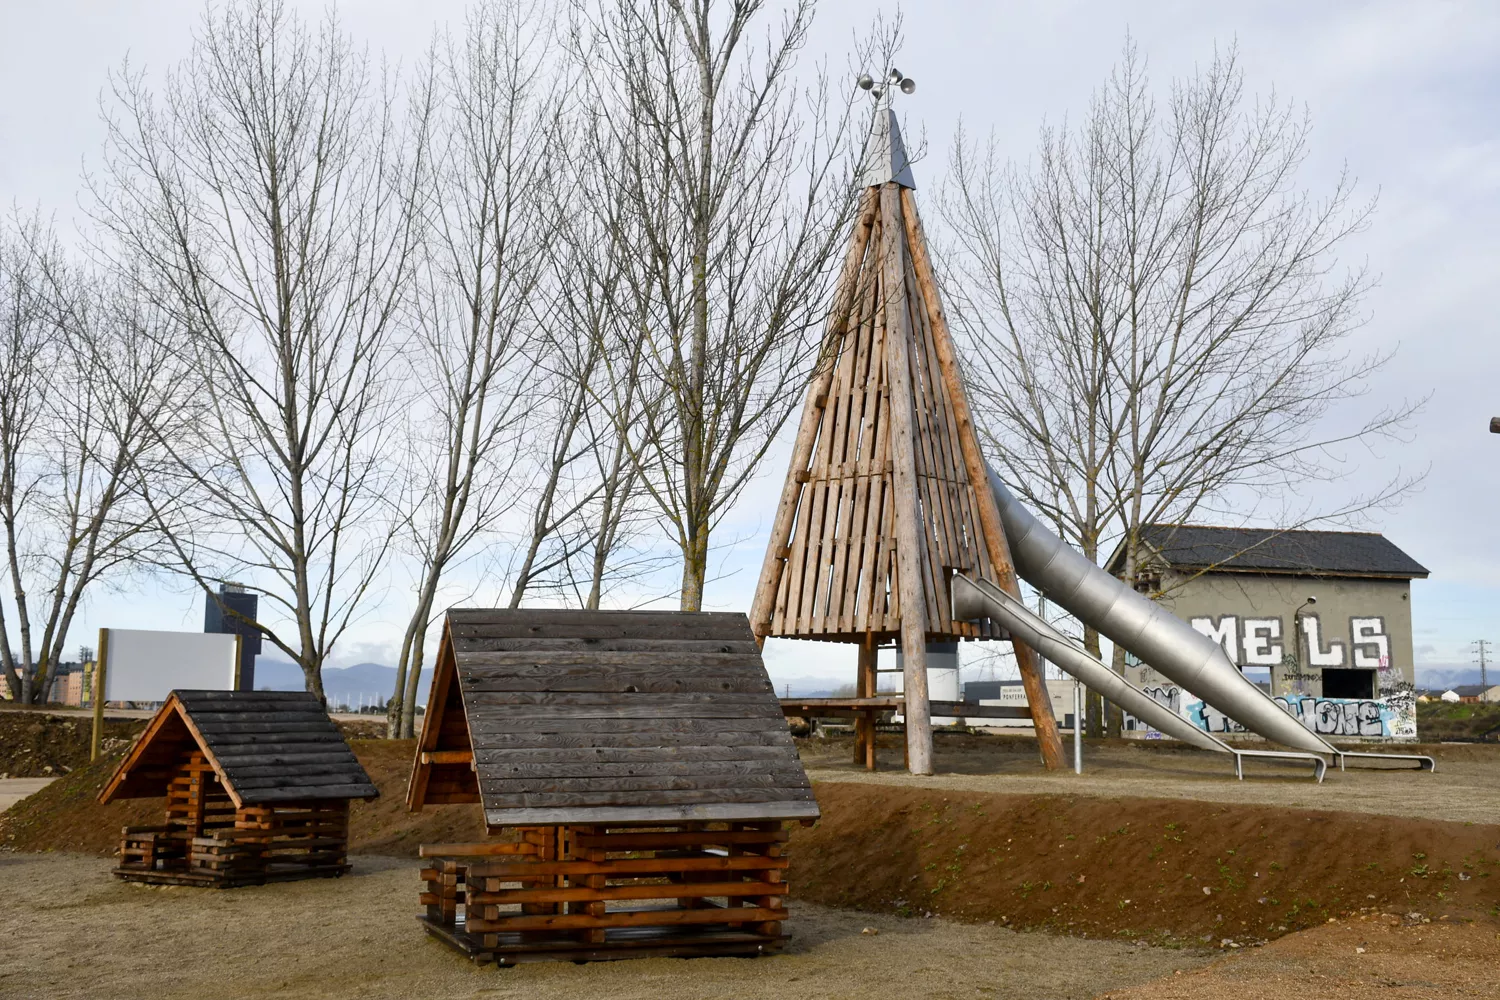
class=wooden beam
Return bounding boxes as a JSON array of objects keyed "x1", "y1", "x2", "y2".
[
  {"x1": 900, "y1": 186, "x2": 1066, "y2": 773},
  {"x1": 749, "y1": 188, "x2": 879, "y2": 643},
  {"x1": 879, "y1": 182, "x2": 933, "y2": 776},
  {"x1": 420, "y1": 750, "x2": 474, "y2": 766}
]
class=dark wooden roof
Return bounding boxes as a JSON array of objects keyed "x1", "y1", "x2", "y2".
[
  {"x1": 407, "y1": 608, "x2": 819, "y2": 827},
  {"x1": 1106, "y1": 524, "x2": 1429, "y2": 580},
  {"x1": 100, "y1": 690, "x2": 378, "y2": 807}
]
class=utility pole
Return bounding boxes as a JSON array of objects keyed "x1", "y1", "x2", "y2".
[{"x1": 1474, "y1": 640, "x2": 1492, "y2": 702}]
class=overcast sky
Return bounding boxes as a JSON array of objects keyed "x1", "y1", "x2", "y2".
[{"x1": 2, "y1": 1, "x2": 1496, "y2": 687}]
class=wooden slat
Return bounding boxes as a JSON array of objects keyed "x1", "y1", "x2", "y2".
[
  {"x1": 480, "y1": 786, "x2": 815, "y2": 810},
  {"x1": 464, "y1": 905, "x2": 787, "y2": 934},
  {"x1": 471, "y1": 745, "x2": 794, "y2": 765},
  {"x1": 484, "y1": 800, "x2": 820, "y2": 826}
]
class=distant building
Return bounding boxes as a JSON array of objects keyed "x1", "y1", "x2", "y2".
[
  {"x1": 45, "y1": 662, "x2": 87, "y2": 706},
  {"x1": 1447, "y1": 684, "x2": 1500, "y2": 703},
  {"x1": 963, "y1": 678, "x2": 1085, "y2": 732},
  {"x1": 1105, "y1": 524, "x2": 1427, "y2": 742}
]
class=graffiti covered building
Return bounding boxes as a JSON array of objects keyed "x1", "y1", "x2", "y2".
[{"x1": 1106, "y1": 525, "x2": 1427, "y2": 742}]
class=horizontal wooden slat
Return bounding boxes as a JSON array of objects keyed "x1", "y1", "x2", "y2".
[
  {"x1": 484, "y1": 799, "x2": 821, "y2": 826},
  {"x1": 466, "y1": 730, "x2": 794, "y2": 751},
  {"x1": 208, "y1": 740, "x2": 350, "y2": 757},
  {"x1": 460, "y1": 698, "x2": 785, "y2": 722},
  {"x1": 475, "y1": 760, "x2": 809, "y2": 781},
  {"x1": 417, "y1": 842, "x2": 534, "y2": 858},
  {"x1": 468, "y1": 880, "x2": 787, "y2": 905},
  {"x1": 452, "y1": 620, "x2": 751, "y2": 645},
  {"x1": 462, "y1": 854, "x2": 790, "y2": 878},
  {"x1": 480, "y1": 786, "x2": 816, "y2": 809},
  {"x1": 459, "y1": 651, "x2": 766, "y2": 669},
  {"x1": 189, "y1": 724, "x2": 346, "y2": 740},
  {"x1": 472, "y1": 745, "x2": 793, "y2": 765},
  {"x1": 468, "y1": 717, "x2": 787, "y2": 737},
  {"x1": 239, "y1": 782, "x2": 378, "y2": 803},
  {"x1": 457, "y1": 638, "x2": 762, "y2": 654},
  {"x1": 195, "y1": 751, "x2": 361, "y2": 768},
  {"x1": 186, "y1": 711, "x2": 331, "y2": 725},
  {"x1": 457, "y1": 666, "x2": 774, "y2": 695},
  {"x1": 463, "y1": 905, "x2": 787, "y2": 933},
  {"x1": 421, "y1": 750, "x2": 473, "y2": 765},
  {"x1": 219, "y1": 762, "x2": 370, "y2": 781},
  {"x1": 571, "y1": 829, "x2": 786, "y2": 849}
]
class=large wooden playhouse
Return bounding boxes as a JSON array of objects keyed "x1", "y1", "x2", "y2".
[
  {"x1": 407, "y1": 608, "x2": 819, "y2": 966},
  {"x1": 100, "y1": 689, "x2": 378, "y2": 887}
]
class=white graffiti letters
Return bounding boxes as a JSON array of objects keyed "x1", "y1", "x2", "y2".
[
  {"x1": 1299, "y1": 614, "x2": 1347, "y2": 667},
  {"x1": 1351, "y1": 618, "x2": 1390, "y2": 670},
  {"x1": 1241, "y1": 618, "x2": 1283, "y2": 665},
  {"x1": 1189, "y1": 616, "x2": 1238, "y2": 661}
]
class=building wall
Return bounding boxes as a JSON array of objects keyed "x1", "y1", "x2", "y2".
[{"x1": 1124, "y1": 571, "x2": 1418, "y2": 742}]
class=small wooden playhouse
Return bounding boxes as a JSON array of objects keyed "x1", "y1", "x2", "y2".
[
  {"x1": 100, "y1": 689, "x2": 378, "y2": 887},
  {"x1": 407, "y1": 608, "x2": 819, "y2": 966}
]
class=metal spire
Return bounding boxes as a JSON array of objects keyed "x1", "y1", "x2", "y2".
[{"x1": 856, "y1": 67, "x2": 916, "y2": 189}]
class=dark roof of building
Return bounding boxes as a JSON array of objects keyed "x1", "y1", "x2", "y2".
[
  {"x1": 102, "y1": 690, "x2": 378, "y2": 806},
  {"x1": 408, "y1": 608, "x2": 819, "y2": 827},
  {"x1": 1107, "y1": 524, "x2": 1428, "y2": 580}
]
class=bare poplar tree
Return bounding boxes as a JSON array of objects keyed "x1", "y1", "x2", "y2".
[
  {"x1": 94, "y1": 0, "x2": 420, "y2": 702},
  {"x1": 0, "y1": 213, "x2": 183, "y2": 702},
  {"x1": 386, "y1": 0, "x2": 560, "y2": 737},
  {"x1": 569, "y1": 0, "x2": 862, "y2": 610},
  {"x1": 941, "y1": 42, "x2": 1419, "y2": 734}
]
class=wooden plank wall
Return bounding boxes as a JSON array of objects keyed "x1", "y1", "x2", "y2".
[{"x1": 760, "y1": 186, "x2": 1004, "y2": 645}]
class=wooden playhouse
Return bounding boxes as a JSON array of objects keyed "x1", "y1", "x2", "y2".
[
  {"x1": 406, "y1": 608, "x2": 820, "y2": 966},
  {"x1": 100, "y1": 689, "x2": 378, "y2": 887}
]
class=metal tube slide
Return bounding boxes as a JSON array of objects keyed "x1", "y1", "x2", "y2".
[
  {"x1": 950, "y1": 574, "x2": 1222, "y2": 752},
  {"x1": 986, "y1": 470, "x2": 1337, "y2": 756},
  {"x1": 951, "y1": 574, "x2": 1326, "y2": 781}
]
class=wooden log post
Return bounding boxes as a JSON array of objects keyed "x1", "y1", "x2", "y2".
[
  {"x1": 854, "y1": 638, "x2": 878, "y2": 770},
  {"x1": 900, "y1": 188, "x2": 1066, "y2": 773},
  {"x1": 881, "y1": 183, "x2": 934, "y2": 776}
]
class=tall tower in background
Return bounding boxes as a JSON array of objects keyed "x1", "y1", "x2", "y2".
[{"x1": 205, "y1": 583, "x2": 262, "y2": 691}]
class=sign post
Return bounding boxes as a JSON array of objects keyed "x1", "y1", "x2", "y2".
[{"x1": 91, "y1": 627, "x2": 110, "y2": 762}]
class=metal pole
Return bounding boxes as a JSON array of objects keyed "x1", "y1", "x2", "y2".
[{"x1": 1073, "y1": 680, "x2": 1083, "y2": 774}]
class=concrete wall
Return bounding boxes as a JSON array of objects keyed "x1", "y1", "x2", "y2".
[{"x1": 1123, "y1": 571, "x2": 1419, "y2": 741}]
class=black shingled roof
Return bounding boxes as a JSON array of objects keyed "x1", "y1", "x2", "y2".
[
  {"x1": 175, "y1": 689, "x2": 378, "y2": 803},
  {"x1": 1110, "y1": 524, "x2": 1428, "y2": 579}
]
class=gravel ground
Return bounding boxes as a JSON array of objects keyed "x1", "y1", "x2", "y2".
[
  {"x1": 799, "y1": 736, "x2": 1500, "y2": 825},
  {"x1": 0, "y1": 853, "x2": 1213, "y2": 1000}
]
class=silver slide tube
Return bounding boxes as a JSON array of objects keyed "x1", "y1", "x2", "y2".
[
  {"x1": 951, "y1": 574, "x2": 1327, "y2": 781},
  {"x1": 951, "y1": 574, "x2": 1222, "y2": 751},
  {"x1": 986, "y1": 471, "x2": 1338, "y2": 756}
]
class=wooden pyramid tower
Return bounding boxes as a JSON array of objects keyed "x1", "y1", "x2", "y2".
[{"x1": 750, "y1": 84, "x2": 1064, "y2": 775}]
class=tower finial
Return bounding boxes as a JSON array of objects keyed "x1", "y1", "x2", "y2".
[{"x1": 856, "y1": 67, "x2": 916, "y2": 189}]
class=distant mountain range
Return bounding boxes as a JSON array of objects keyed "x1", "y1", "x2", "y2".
[
  {"x1": 1415, "y1": 667, "x2": 1497, "y2": 692},
  {"x1": 252, "y1": 659, "x2": 434, "y2": 709}
]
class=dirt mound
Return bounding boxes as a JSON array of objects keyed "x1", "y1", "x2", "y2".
[
  {"x1": 0, "y1": 712, "x2": 146, "y2": 778},
  {"x1": 1101, "y1": 911, "x2": 1500, "y2": 999},
  {"x1": 788, "y1": 782, "x2": 1500, "y2": 947},
  {"x1": 0, "y1": 738, "x2": 484, "y2": 856}
]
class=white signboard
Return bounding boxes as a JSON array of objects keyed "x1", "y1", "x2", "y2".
[{"x1": 103, "y1": 628, "x2": 238, "y2": 702}]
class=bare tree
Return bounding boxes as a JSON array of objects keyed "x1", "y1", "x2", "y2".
[
  {"x1": 93, "y1": 0, "x2": 420, "y2": 702},
  {"x1": 0, "y1": 213, "x2": 183, "y2": 702},
  {"x1": 941, "y1": 41, "x2": 1419, "y2": 734},
  {"x1": 569, "y1": 0, "x2": 863, "y2": 610},
  {"x1": 385, "y1": 0, "x2": 560, "y2": 738}
]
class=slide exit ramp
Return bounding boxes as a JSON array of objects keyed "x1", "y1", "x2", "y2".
[
  {"x1": 951, "y1": 573, "x2": 1326, "y2": 782},
  {"x1": 985, "y1": 470, "x2": 1434, "y2": 773}
]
